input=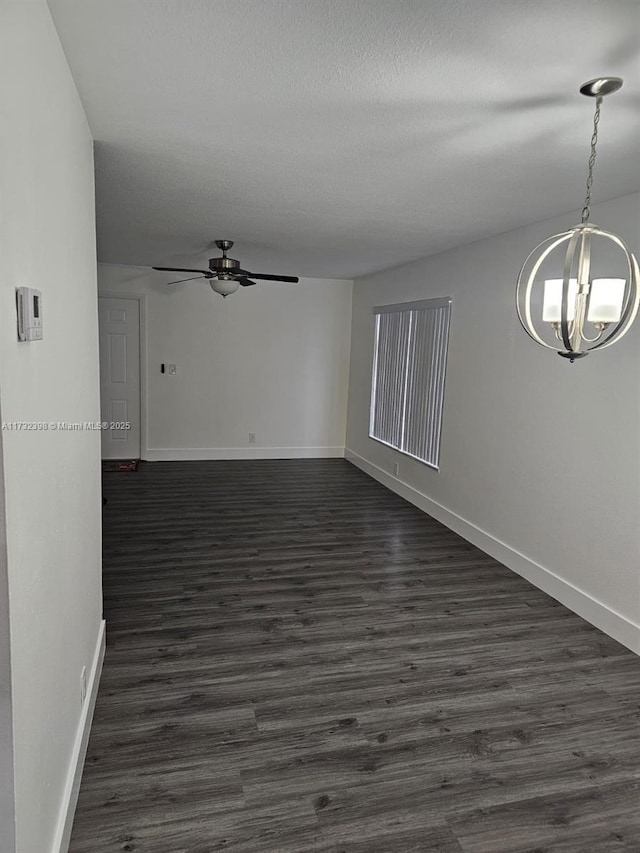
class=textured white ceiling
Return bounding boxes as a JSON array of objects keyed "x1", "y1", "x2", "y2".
[{"x1": 47, "y1": 0, "x2": 640, "y2": 279}]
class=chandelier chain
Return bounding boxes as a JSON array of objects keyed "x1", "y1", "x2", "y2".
[{"x1": 581, "y1": 97, "x2": 602, "y2": 223}]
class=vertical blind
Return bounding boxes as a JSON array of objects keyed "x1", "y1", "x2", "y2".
[{"x1": 370, "y1": 297, "x2": 451, "y2": 469}]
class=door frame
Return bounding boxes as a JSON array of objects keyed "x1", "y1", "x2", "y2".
[{"x1": 98, "y1": 293, "x2": 148, "y2": 461}]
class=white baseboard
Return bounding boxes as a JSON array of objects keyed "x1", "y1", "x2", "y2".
[
  {"x1": 145, "y1": 446, "x2": 346, "y2": 461},
  {"x1": 346, "y1": 449, "x2": 640, "y2": 656},
  {"x1": 51, "y1": 619, "x2": 106, "y2": 853}
]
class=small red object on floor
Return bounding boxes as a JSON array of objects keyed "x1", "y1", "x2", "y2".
[{"x1": 102, "y1": 459, "x2": 139, "y2": 472}]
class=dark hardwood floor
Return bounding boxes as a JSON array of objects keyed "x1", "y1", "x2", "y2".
[{"x1": 70, "y1": 459, "x2": 640, "y2": 853}]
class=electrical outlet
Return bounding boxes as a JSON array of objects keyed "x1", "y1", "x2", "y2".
[
  {"x1": 80, "y1": 666, "x2": 87, "y2": 707},
  {"x1": 248, "y1": 432, "x2": 256, "y2": 444},
  {"x1": 392, "y1": 462, "x2": 399, "y2": 477},
  {"x1": 167, "y1": 363, "x2": 177, "y2": 375}
]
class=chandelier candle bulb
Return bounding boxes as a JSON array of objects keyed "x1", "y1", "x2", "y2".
[
  {"x1": 587, "y1": 279, "x2": 626, "y2": 324},
  {"x1": 543, "y1": 279, "x2": 578, "y2": 323}
]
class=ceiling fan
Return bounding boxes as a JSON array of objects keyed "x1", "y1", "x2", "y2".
[{"x1": 152, "y1": 240, "x2": 299, "y2": 297}]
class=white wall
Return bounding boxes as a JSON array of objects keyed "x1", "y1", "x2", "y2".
[
  {"x1": 98, "y1": 264, "x2": 353, "y2": 460},
  {"x1": 346, "y1": 193, "x2": 640, "y2": 654},
  {"x1": 0, "y1": 2, "x2": 104, "y2": 851},
  {"x1": 0, "y1": 426, "x2": 15, "y2": 853}
]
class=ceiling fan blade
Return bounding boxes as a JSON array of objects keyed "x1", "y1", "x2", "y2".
[
  {"x1": 240, "y1": 272, "x2": 299, "y2": 283},
  {"x1": 166, "y1": 275, "x2": 207, "y2": 286},
  {"x1": 153, "y1": 266, "x2": 212, "y2": 275},
  {"x1": 237, "y1": 277, "x2": 257, "y2": 287}
]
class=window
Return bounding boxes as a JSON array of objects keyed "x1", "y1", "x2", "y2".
[{"x1": 370, "y1": 297, "x2": 451, "y2": 469}]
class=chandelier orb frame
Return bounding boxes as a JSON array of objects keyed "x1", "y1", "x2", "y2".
[{"x1": 515, "y1": 77, "x2": 639, "y2": 362}]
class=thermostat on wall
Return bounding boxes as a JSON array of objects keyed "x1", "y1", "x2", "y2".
[{"x1": 16, "y1": 287, "x2": 43, "y2": 341}]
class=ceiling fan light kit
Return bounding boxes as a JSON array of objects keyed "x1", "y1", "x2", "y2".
[
  {"x1": 516, "y1": 77, "x2": 639, "y2": 362},
  {"x1": 152, "y1": 240, "x2": 299, "y2": 297},
  {"x1": 211, "y1": 277, "x2": 240, "y2": 297}
]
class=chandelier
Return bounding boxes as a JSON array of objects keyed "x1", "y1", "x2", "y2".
[{"x1": 516, "y1": 77, "x2": 639, "y2": 362}]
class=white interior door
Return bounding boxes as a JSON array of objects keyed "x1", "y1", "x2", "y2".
[{"x1": 98, "y1": 297, "x2": 141, "y2": 459}]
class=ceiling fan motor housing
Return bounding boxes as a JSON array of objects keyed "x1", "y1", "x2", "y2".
[{"x1": 209, "y1": 256, "x2": 240, "y2": 275}]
